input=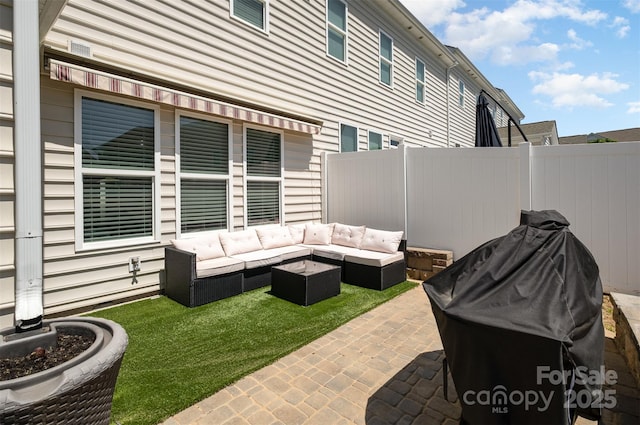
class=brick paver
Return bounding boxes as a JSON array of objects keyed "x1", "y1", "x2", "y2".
[{"x1": 160, "y1": 285, "x2": 640, "y2": 425}]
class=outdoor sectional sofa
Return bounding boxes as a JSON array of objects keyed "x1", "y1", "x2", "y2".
[{"x1": 164, "y1": 223, "x2": 406, "y2": 307}]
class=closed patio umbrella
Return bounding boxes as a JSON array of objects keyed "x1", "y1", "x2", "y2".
[{"x1": 475, "y1": 92, "x2": 503, "y2": 147}]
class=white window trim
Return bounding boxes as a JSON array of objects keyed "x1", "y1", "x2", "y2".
[
  {"x1": 73, "y1": 89, "x2": 161, "y2": 251},
  {"x1": 459, "y1": 80, "x2": 465, "y2": 108},
  {"x1": 175, "y1": 110, "x2": 233, "y2": 238},
  {"x1": 379, "y1": 29, "x2": 394, "y2": 88},
  {"x1": 415, "y1": 57, "x2": 426, "y2": 105},
  {"x1": 367, "y1": 129, "x2": 384, "y2": 151},
  {"x1": 242, "y1": 123, "x2": 284, "y2": 228},
  {"x1": 339, "y1": 122, "x2": 359, "y2": 152},
  {"x1": 230, "y1": 0, "x2": 270, "y2": 34},
  {"x1": 326, "y1": 0, "x2": 349, "y2": 65}
]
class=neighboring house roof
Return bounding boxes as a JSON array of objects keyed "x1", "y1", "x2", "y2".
[
  {"x1": 559, "y1": 127, "x2": 640, "y2": 144},
  {"x1": 497, "y1": 120, "x2": 559, "y2": 146}
]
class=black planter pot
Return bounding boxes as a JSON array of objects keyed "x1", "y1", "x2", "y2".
[{"x1": 0, "y1": 317, "x2": 128, "y2": 424}]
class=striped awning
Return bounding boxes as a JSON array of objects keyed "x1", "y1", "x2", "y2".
[{"x1": 49, "y1": 59, "x2": 322, "y2": 135}]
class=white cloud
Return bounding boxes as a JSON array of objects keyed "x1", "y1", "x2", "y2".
[
  {"x1": 492, "y1": 43, "x2": 560, "y2": 65},
  {"x1": 611, "y1": 17, "x2": 630, "y2": 38},
  {"x1": 566, "y1": 28, "x2": 592, "y2": 49},
  {"x1": 529, "y1": 71, "x2": 629, "y2": 108},
  {"x1": 555, "y1": 61, "x2": 575, "y2": 71},
  {"x1": 401, "y1": 0, "x2": 607, "y2": 65},
  {"x1": 398, "y1": 0, "x2": 464, "y2": 28},
  {"x1": 628, "y1": 101, "x2": 640, "y2": 114},
  {"x1": 623, "y1": 0, "x2": 640, "y2": 13}
]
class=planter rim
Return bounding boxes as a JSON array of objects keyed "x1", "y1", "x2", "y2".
[{"x1": 0, "y1": 317, "x2": 128, "y2": 408}]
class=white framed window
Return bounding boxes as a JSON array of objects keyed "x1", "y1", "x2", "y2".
[
  {"x1": 74, "y1": 90, "x2": 160, "y2": 251},
  {"x1": 415, "y1": 58, "x2": 426, "y2": 104},
  {"x1": 231, "y1": 0, "x2": 269, "y2": 33},
  {"x1": 176, "y1": 111, "x2": 232, "y2": 237},
  {"x1": 368, "y1": 130, "x2": 383, "y2": 150},
  {"x1": 326, "y1": 0, "x2": 348, "y2": 63},
  {"x1": 340, "y1": 123, "x2": 358, "y2": 152},
  {"x1": 243, "y1": 125, "x2": 283, "y2": 227},
  {"x1": 458, "y1": 80, "x2": 465, "y2": 107},
  {"x1": 379, "y1": 30, "x2": 393, "y2": 87}
]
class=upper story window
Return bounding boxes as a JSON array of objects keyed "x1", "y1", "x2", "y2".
[
  {"x1": 75, "y1": 91, "x2": 160, "y2": 251},
  {"x1": 177, "y1": 113, "x2": 232, "y2": 236},
  {"x1": 379, "y1": 31, "x2": 393, "y2": 87},
  {"x1": 368, "y1": 130, "x2": 383, "y2": 150},
  {"x1": 327, "y1": 0, "x2": 348, "y2": 63},
  {"x1": 340, "y1": 123, "x2": 358, "y2": 152},
  {"x1": 458, "y1": 80, "x2": 465, "y2": 107},
  {"x1": 231, "y1": 0, "x2": 269, "y2": 33},
  {"x1": 245, "y1": 126, "x2": 283, "y2": 226},
  {"x1": 416, "y1": 58, "x2": 426, "y2": 104}
]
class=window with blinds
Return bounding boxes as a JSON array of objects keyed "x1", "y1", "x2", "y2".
[
  {"x1": 78, "y1": 96, "x2": 158, "y2": 248},
  {"x1": 83, "y1": 176, "x2": 153, "y2": 242},
  {"x1": 245, "y1": 127, "x2": 282, "y2": 226},
  {"x1": 178, "y1": 116, "x2": 230, "y2": 234},
  {"x1": 231, "y1": 0, "x2": 268, "y2": 32},
  {"x1": 327, "y1": 0, "x2": 347, "y2": 63}
]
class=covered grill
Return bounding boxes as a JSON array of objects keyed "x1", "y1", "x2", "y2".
[{"x1": 424, "y1": 210, "x2": 604, "y2": 424}]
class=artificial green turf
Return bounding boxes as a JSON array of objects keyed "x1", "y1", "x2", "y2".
[{"x1": 90, "y1": 281, "x2": 417, "y2": 425}]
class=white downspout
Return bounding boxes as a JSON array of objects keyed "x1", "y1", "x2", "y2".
[
  {"x1": 13, "y1": 0, "x2": 43, "y2": 331},
  {"x1": 445, "y1": 61, "x2": 459, "y2": 148}
]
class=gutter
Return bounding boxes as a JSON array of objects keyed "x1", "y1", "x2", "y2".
[
  {"x1": 445, "y1": 61, "x2": 459, "y2": 148},
  {"x1": 14, "y1": 0, "x2": 43, "y2": 331}
]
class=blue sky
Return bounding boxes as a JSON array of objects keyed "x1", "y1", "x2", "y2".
[{"x1": 400, "y1": 0, "x2": 640, "y2": 137}]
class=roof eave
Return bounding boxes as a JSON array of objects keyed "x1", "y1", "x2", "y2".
[{"x1": 376, "y1": 0, "x2": 458, "y2": 67}]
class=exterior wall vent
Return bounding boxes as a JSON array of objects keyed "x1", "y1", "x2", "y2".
[{"x1": 68, "y1": 40, "x2": 92, "y2": 58}]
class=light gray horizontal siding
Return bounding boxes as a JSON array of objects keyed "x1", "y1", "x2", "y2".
[
  {"x1": 0, "y1": 0, "x2": 13, "y2": 328},
  {"x1": 23, "y1": 0, "x2": 516, "y2": 319}
]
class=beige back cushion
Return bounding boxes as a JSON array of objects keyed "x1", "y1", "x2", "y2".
[
  {"x1": 331, "y1": 223, "x2": 366, "y2": 248},
  {"x1": 219, "y1": 229, "x2": 263, "y2": 256},
  {"x1": 256, "y1": 226, "x2": 295, "y2": 249},
  {"x1": 360, "y1": 228, "x2": 404, "y2": 254},
  {"x1": 303, "y1": 223, "x2": 333, "y2": 245},
  {"x1": 171, "y1": 234, "x2": 226, "y2": 261}
]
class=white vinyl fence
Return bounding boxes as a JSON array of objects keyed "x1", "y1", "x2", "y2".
[{"x1": 323, "y1": 142, "x2": 640, "y2": 295}]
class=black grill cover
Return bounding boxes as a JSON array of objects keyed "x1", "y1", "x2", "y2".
[{"x1": 423, "y1": 210, "x2": 604, "y2": 424}]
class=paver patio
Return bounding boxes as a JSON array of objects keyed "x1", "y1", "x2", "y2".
[{"x1": 159, "y1": 285, "x2": 639, "y2": 425}]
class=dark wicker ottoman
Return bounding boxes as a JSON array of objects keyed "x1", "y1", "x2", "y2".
[{"x1": 271, "y1": 260, "x2": 341, "y2": 306}]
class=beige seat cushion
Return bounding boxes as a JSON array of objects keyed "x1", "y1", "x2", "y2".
[
  {"x1": 263, "y1": 245, "x2": 311, "y2": 261},
  {"x1": 306, "y1": 244, "x2": 362, "y2": 261},
  {"x1": 196, "y1": 256, "x2": 245, "y2": 278},
  {"x1": 229, "y1": 250, "x2": 282, "y2": 269},
  {"x1": 344, "y1": 250, "x2": 404, "y2": 267}
]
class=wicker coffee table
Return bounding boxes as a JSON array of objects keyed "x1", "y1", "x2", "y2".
[{"x1": 271, "y1": 260, "x2": 341, "y2": 306}]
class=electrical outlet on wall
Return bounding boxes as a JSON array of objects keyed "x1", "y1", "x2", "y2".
[{"x1": 128, "y1": 257, "x2": 141, "y2": 273}]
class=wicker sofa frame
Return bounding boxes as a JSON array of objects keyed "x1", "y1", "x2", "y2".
[{"x1": 165, "y1": 246, "x2": 244, "y2": 307}]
